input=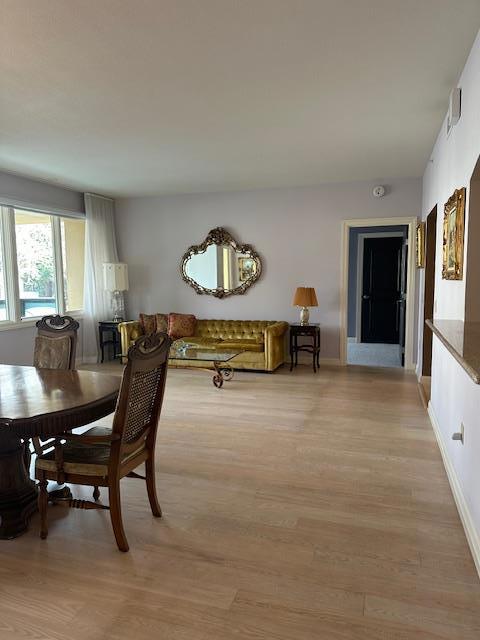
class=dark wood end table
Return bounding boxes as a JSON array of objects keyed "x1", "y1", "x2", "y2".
[
  {"x1": 289, "y1": 323, "x2": 321, "y2": 373},
  {"x1": 99, "y1": 320, "x2": 122, "y2": 363}
]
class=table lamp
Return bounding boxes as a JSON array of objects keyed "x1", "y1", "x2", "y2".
[
  {"x1": 293, "y1": 287, "x2": 318, "y2": 325},
  {"x1": 103, "y1": 262, "x2": 129, "y2": 322}
]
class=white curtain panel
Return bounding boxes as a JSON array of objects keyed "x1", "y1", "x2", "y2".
[{"x1": 83, "y1": 193, "x2": 120, "y2": 362}]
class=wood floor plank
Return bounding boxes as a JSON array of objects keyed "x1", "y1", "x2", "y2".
[
  {"x1": 365, "y1": 594, "x2": 480, "y2": 640},
  {"x1": 0, "y1": 363, "x2": 478, "y2": 639}
]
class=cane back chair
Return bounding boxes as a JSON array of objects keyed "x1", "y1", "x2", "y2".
[
  {"x1": 35, "y1": 332, "x2": 171, "y2": 552},
  {"x1": 32, "y1": 315, "x2": 80, "y2": 458}
]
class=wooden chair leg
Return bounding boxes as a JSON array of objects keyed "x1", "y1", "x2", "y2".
[
  {"x1": 108, "y1": 480, "x2": 129, "y2": 552},
  {"x1": 38, "y1": 476, "x2": 49, "y2": 540},
  {"x1": 145, "y1": 456, "x2": 162, "y2": 518},
  {"x1": 93, "y1": 486, "x2": 100, "y2": 501}
]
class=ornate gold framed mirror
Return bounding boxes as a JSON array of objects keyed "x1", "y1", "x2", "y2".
[{"x1": 181, "y1": 227, "x2": 262, "y2": 298}]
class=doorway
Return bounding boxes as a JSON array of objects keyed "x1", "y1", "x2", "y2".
[
  {"x1": 341, "y1": 217, "x2": 417, "y2": 370},
  {"x1": 347, "y1": 227, "x2": 407, "y2": 367}
]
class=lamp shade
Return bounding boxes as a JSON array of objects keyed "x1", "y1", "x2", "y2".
[
  {"x1": 293, "y1": 287, "x2": 318, "y2": 307},
  {"x1": 103, "y1": 263, "x2": 129, "y2": 292}
]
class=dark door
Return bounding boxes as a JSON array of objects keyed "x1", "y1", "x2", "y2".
[
  {"x1": 398, "y1": 238, "x2": 408, "y2": 365},
  {"x1": 361, "y1": 237, "x2": 404, "y2": 344}
]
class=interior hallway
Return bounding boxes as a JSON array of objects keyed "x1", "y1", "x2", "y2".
[{"x1": 1, "y1": 364, "x2": 479, "y2": 639}]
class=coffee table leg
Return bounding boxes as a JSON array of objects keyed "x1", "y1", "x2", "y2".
[
  {"x1": 212, "y1": 373, "x2": 223, "y2": 388},
  {"x1": 0, "y1": 432, "x2": 38, "y2": 539},
  {"x1": 212, "y1": 362, "x2": 234, "y2": 388}
]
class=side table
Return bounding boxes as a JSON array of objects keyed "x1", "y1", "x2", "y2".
[
  {"x1": 99, "y1": 320, "x2": 122, "y2": 363},
  {"x1": 289, "y1": 323, "x2": 321, "y2": 373}
]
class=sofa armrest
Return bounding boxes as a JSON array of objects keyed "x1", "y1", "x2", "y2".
[
  {"x1": 264, "y1": 322, "x2": 289, "y2": 371},
  {"x1": 264, "y1": 321, "x2": 289, "y2": 339},
  {"x1": 118, "y1": 321, "x2": 144, "y2": 362}
]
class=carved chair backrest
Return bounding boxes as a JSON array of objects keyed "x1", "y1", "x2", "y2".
[
  {"x1": 32, "y1": 315, "x2": 80, "y2": 456},
  {"x1": 109, "y1": 332, "x2": 171, "y2": 466},
  {"x1": 35, "y1": 315, "x2": 80, "y2": 370}
]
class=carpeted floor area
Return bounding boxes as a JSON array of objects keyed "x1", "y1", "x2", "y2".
[{"x1": 347, "y1": 341, "x2": 402, "y2": 368}]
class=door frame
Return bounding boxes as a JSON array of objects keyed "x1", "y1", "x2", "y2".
[
  {"x1": 355, "y1": 231, "x2": 405, "y2": 343},
  {"x1": 340, "y1": 217, "x2": 417, "y2": 370},
  {"x1": 421, "y1": 206, "x2": 437, "y2": 378}
]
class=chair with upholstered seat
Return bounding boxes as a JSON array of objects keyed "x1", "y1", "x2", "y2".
[
  {"x1": 32, "y1": 315, "x2": 80, "y2": 459},
  {"x1": 35, "y1": 331, "x2": 171, "y2": 552},
  {"x1": 34, "y1": 314, "x2": 79, "y2": 370}
]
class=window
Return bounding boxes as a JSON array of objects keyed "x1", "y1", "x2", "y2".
[
  {"x1": 0, "y1": 227, "x2": 6, "y2": 321},
  {"x1": 15, "y1": 210, "x2": 57, "y2": 318},
  {"x1": 61, "y1": 217, "x2": 85, "y2": 312},
  {"x1": 0, "y1": 206, "x2": 85, "y2": 323}
]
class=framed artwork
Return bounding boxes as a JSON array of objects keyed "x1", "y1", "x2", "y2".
[
  {"x1": 238, "y1": 257, "x2": 256, "y2": 283},
  {"x1": 442, "y1": 187, "x2": 466, "y2": 280},
  {"x1": 416, "y1": 222, "x2": 425, "y2": 268}
]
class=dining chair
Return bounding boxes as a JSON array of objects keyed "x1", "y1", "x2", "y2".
[
  {"x1": 35, "y1": 331, "x2": 171, "y2": 552},
  {"x1": 34, "y1": 314, "x2": 79, "y2": 370},
  {"x1": 32, "y1": 315, "x2": 80, "y2": 459}
]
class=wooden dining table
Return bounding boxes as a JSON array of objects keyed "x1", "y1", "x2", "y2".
[{"x1": 0, "y1": 364, "x2": 120, "y2": 539}]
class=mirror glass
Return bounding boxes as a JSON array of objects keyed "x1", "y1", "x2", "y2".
[{"x1": 181, "y1": 228, "x2": 261, "y2": 298}]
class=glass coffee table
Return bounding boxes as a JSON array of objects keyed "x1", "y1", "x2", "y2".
[{"x1": 168, "y1": 343, "x2": 243, "y2": 388}]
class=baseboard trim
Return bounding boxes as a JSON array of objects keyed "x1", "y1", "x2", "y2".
[
  {"x1": 417, "y1": 376, "x2": 431, "y2": 409},
  {"x1": 417, "y1": 382, "x2": 428, "y2": 409},
  {"x1": 427, "y1": 402, "x2": 480, "y2": 578},
  {"x1": 293, "y1": 356, "x2": 341, "y2": 366},
  {"x1": 320, "y1": 358, "x2": 341, "y2": 366}
]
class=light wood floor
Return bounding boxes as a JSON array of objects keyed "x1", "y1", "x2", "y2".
[{"x1": 1, "y1": 363, "x2": 480, "y2": 639}]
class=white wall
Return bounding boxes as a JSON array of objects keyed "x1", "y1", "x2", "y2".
[
  {"x1": 116, "y1": 178, "x2": 421, "y2": 360},
  {"x1": 418, "y1": 32, "x2": 480, "y2": 563},
  {"x1": 0, "y1": 171, "x2": 84, "y2": 365}
]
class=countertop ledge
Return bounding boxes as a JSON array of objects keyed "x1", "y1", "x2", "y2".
[{"x1": 426, "y1": 319, "x2": 480, "y2": 385}]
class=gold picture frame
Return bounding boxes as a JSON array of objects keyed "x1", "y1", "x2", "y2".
[
  {"x1": 416, "y1": 222, "x2": 425, "y2": 268},
  {"x1": 442, "y1": 187, "x2": 466, "y2": 280}
]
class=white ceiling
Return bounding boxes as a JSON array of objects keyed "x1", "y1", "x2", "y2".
[{"x1": 1, "y1": 1, "x2": 479, "y2": 197}]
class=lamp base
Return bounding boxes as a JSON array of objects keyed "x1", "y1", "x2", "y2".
[
  {"x1": 110, "y1": 290, "x2": 124, "y2": 324},
  {"x1": 300, "y1": 307, "x2": 310, "y2": 325}
]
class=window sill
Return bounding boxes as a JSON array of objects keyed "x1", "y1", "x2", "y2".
[{"x1": 0, "y1": 312, "x2": 84, "y2": 332}]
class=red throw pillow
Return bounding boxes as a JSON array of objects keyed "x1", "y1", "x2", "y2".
[{"x1": 168, "y1": 313, "x2": 196, "y2": 340}]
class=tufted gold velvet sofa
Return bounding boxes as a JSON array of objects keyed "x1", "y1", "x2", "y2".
[{"x1": 118, "y1": 319, "x2": 288, "y2": 372}]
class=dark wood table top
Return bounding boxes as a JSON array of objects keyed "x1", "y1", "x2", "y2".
[{"x1": 0, "y1": 365, "x2": 120, "y2": 437}]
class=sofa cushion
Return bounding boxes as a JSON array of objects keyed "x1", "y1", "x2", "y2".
[
  {"x1": 139, "y1": 313, "x2": 157, "y2": 335},
  {"x1": 168, "y1": 313, "x2": 197, "y2": 340},
  {"x1": 220, "y1": 339, "x2": 264, "y2": 353},
  {"x1": 195, "y1": 319, "x2": 269, "y2": 344}
]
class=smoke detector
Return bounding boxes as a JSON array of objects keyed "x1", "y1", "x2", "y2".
[{"x1": 372, "y1": 185, "x2": 385, "y2": 198}]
